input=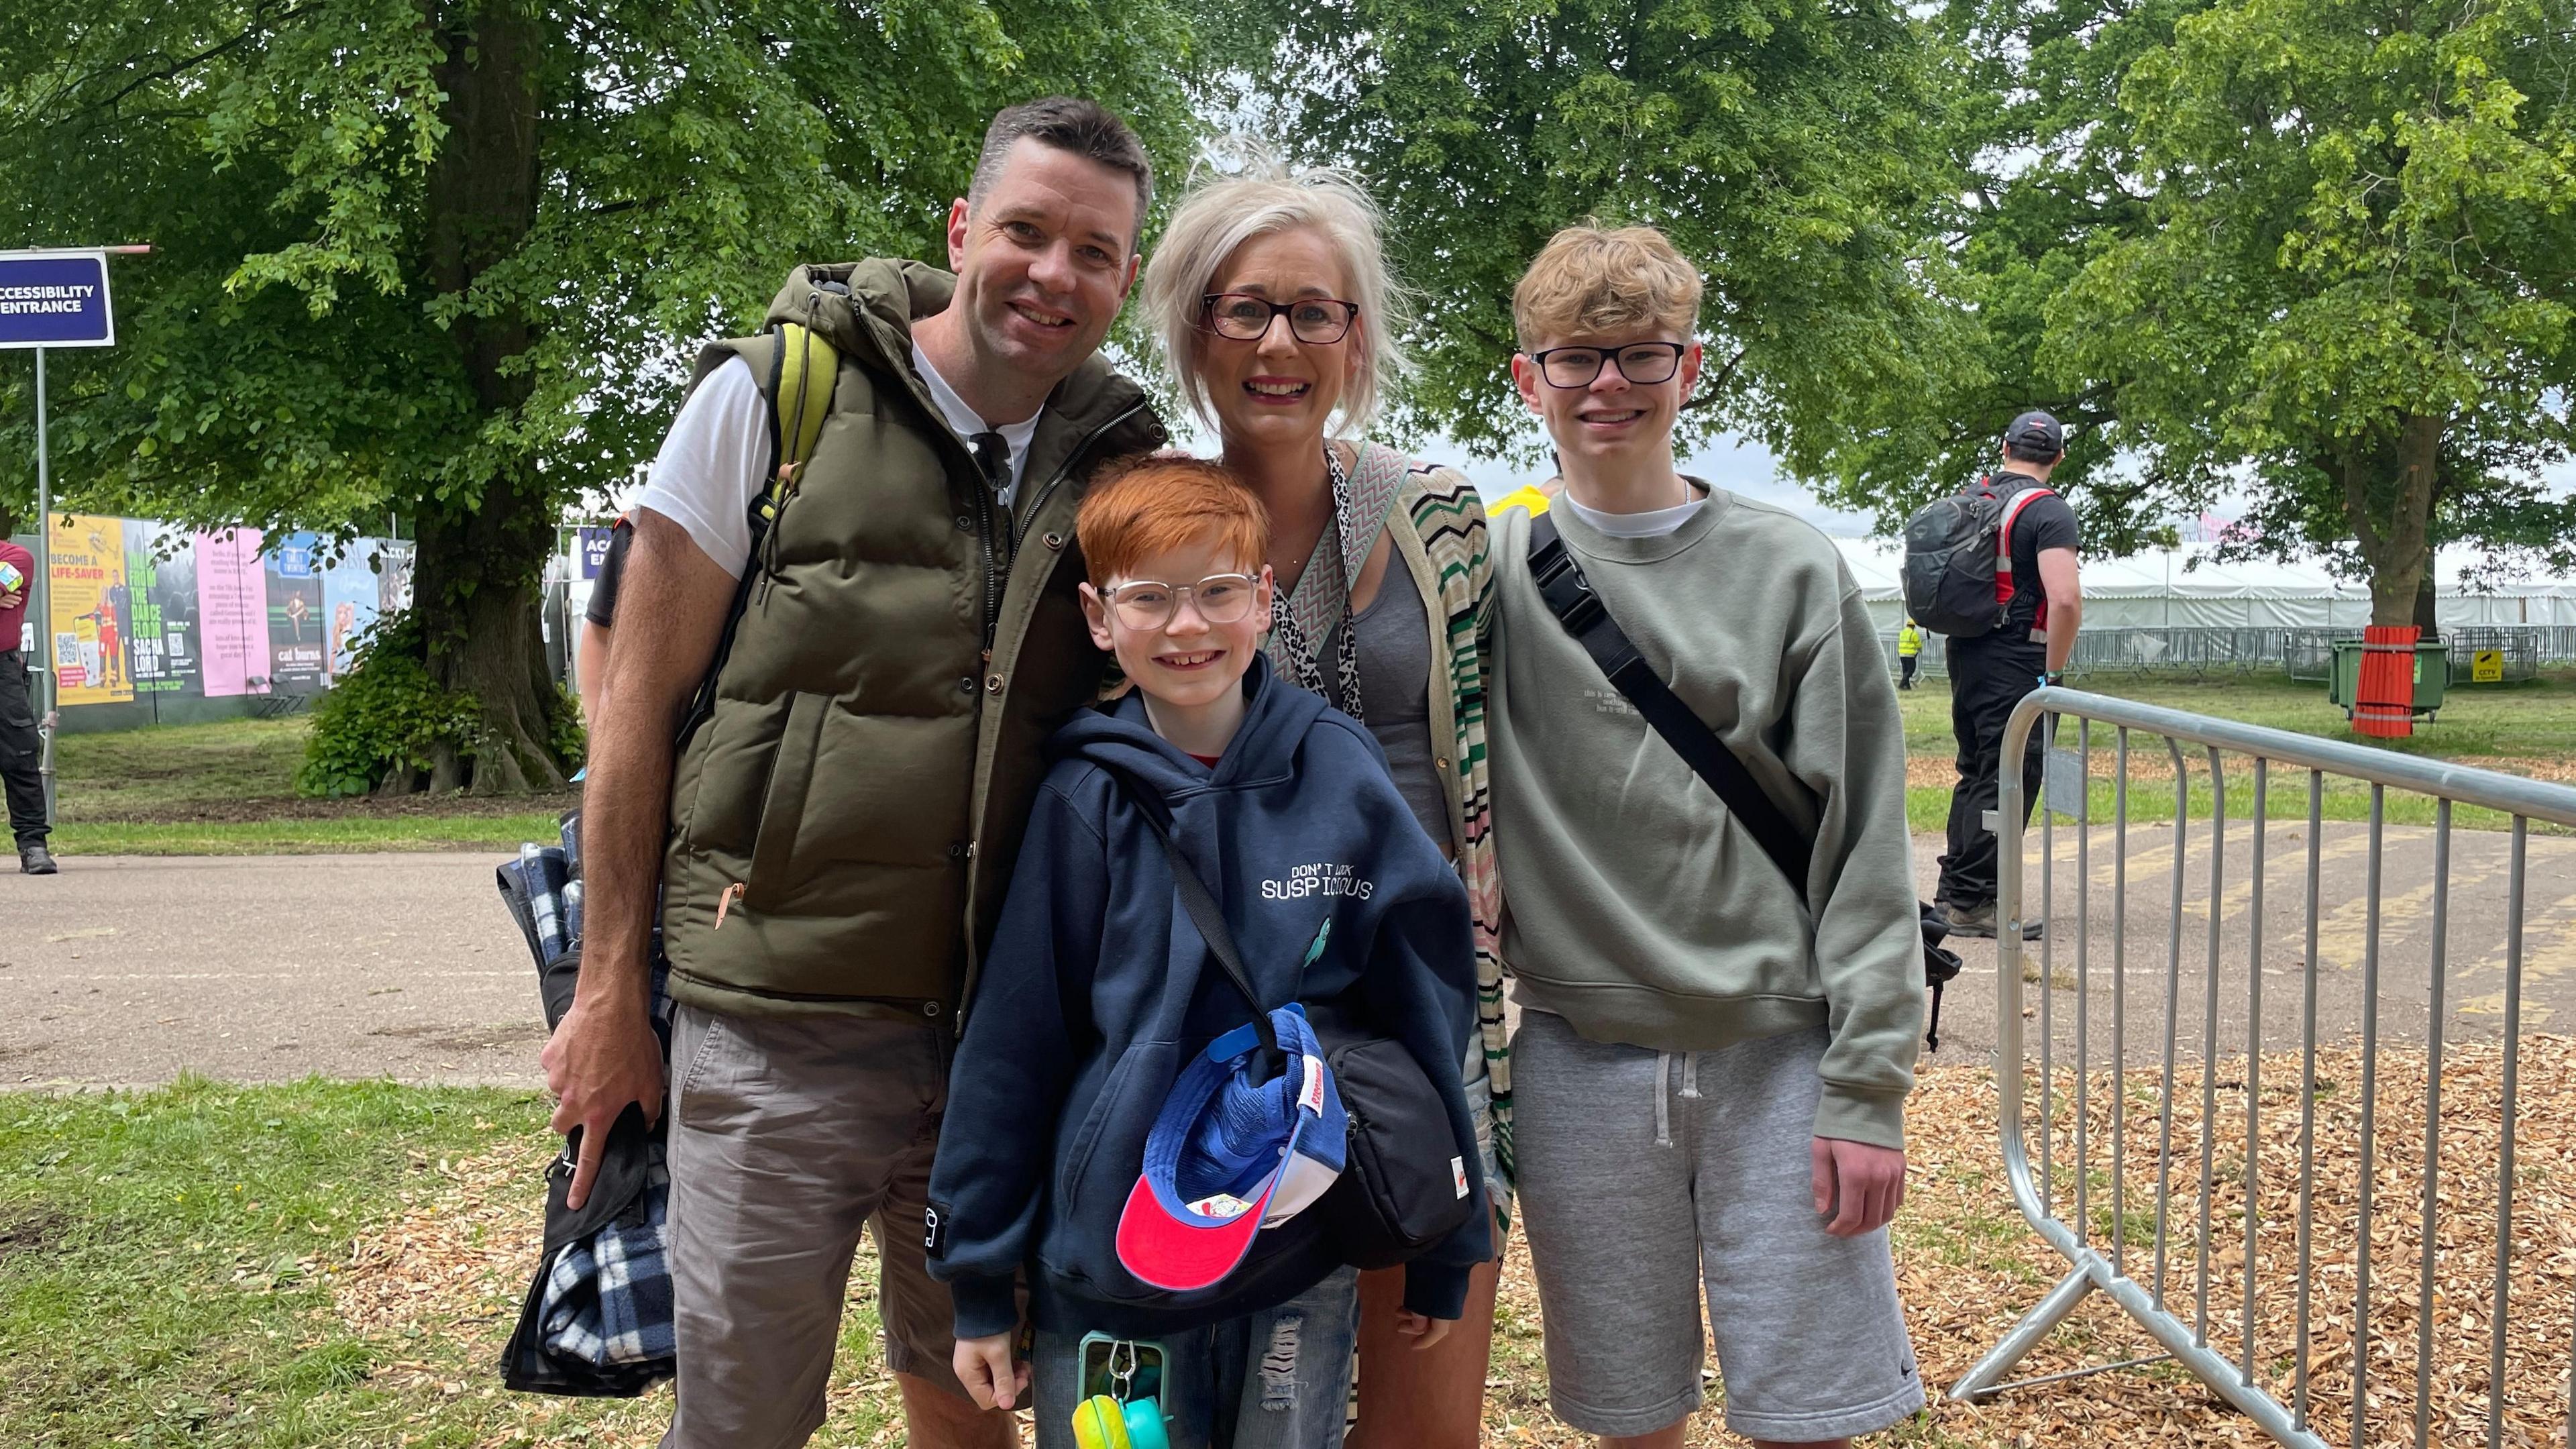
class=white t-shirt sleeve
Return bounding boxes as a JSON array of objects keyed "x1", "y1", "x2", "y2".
[{"x1": 631, "y1": 356, "x2": 768, "y2": 579}]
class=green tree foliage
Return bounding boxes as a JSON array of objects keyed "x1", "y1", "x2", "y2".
[
  {"x1": 1814, "y1": 0, "x2": 2576, "y2": 616},
  {"x1": 1213, "y1": 0, "x2": 1957, "y2": 462},
  {"x1": 0, "y1": 0, "x2": 1195, "y2": 789}
]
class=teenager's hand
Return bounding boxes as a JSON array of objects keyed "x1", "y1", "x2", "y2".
[
  {"x1": 541, "y1": 994, "x2": 664, "y2": 1210},
  {"x1": 1812, "y1": 1136, "x2": 1907, "y2": 1237},
  {"x1": 953, "y1": 1332, "x2": 1026, "y2": 1410},
  {"x1": 1393, "y1": 1310, "x2": 1455, "y2": 1350}
]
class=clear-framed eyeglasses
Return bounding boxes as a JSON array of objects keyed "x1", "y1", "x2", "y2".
[
  {"x1": 1097, "y1": 573, "x2": 1261, "y2": 630},
  {"x1": 1201, "y1": 293, "x2": 1361, "y2": 345},
  {"x1": 1526, "y1": 340, "x2": 1688, "y2": 389}
]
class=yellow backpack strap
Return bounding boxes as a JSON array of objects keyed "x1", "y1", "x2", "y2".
[{"x1": 757, "y1": 321, "x2": 839, "y2": 527}]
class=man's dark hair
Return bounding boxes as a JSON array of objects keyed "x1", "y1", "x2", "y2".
[
  {"x1": 0, "y1": 502, "x2": 19, "y2": 539},
  {"x1": 2003, "y1": 439, "x2": 2061, "y2": 463},
  {"x1": 967, "y1": 97, "x2": 1154, "y2": 244}
]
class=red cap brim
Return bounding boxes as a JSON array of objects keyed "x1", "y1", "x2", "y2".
[{"x1": 1115, "y1": 1173, "x2": 1275, "y2": 1292}]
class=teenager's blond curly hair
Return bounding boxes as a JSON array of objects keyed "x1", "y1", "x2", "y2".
[{"x1": 1510, "y1": 223, "x2": 1703, "y2": 350}]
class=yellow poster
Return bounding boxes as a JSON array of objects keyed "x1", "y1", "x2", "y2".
[
  {"x1": 48, "y1": 513, "x2": 133, "y2": 706},
  {"x1": 2472, "y1": 649, "x2": 2504, "y2": 683}
]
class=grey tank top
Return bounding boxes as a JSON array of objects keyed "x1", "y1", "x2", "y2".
[{"x1": 1341, "y1": 560, "x2": 1450, "y2": 853}]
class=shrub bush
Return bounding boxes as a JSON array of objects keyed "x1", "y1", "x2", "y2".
[{"x1": 295, "y1": 612, "x2": 482, "y2": 797}]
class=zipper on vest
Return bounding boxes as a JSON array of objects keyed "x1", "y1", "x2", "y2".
[
  {"x1": 952, "y1": 398, "x2": 1150, "y2": 1041},
  {"x1": 971, "y1": 474, "x2": 1002, "y2": 648}
]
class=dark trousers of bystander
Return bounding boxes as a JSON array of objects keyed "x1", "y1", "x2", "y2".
[
  {"x1": 0, "y1": 651, "x2": 48, "y2": 849},
  {"x1": 1898, "y1": 655, "x2": 1918, "y2": 690},
  {"x1": 1935, "y1": 635, "x2": 2049, "y2": 911}
]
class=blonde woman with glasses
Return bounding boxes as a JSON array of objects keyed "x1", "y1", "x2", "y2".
[{"x1": 1143, "y1": 152, "x2": 1505, "y2": 1448}]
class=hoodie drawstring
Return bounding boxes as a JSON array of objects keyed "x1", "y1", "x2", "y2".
[{"x1": 1653, "y1": 1051, "x2": 1704, "y2": 1149}]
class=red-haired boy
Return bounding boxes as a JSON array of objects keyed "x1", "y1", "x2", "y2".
[{"x1": 926, "y1": 456, "x2": 1489, "y2": 1448}]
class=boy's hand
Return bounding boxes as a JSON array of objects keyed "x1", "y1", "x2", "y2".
[
  {"x1": 1393, "y1": 1310, "x2": 1454, "y2": 1350},
  {"x1": 953, "y1": 1332, "x2": 1027, "y2": 1411},
  {"x1": 1812, "y1": 1136, "x2": 1906, "y2": 1237}
]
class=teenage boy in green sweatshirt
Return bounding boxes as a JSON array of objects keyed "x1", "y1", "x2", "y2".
[{"x1": 1487, "y1": 225, "x2": 1927, "y2": 1449}]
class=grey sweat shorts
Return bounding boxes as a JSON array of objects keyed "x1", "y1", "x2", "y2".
[{"x1": 1511, "y1": 1014, "x2": 1925, "y2": 1442}]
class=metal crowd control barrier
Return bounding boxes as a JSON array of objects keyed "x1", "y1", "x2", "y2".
[{"x1": 1949, "y1": 686, "x2": 2576, "y2": 1447}]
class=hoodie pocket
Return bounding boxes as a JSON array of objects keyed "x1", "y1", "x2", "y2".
[
  {"x1": 742, "y1": 691, "x2": 832, "y2": 910},
  {"x1": 1057, "y1": 1040, "x2": 1175, "y2": 1216}
]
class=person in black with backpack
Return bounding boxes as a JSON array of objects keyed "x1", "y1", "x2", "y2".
[{"x1": 1929, "y1": 411, "x2": 2082, "y2": 938}]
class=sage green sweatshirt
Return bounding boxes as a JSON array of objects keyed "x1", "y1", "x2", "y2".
[{"x1": 1488, "y1": 486, "x2": 1923, "y2": 1150}]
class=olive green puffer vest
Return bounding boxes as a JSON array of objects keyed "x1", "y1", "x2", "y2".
[{"x1": 659, "y1": 260, "x2": 1164, "y2": 1022}]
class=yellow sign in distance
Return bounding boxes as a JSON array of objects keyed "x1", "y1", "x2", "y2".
[{"x1": 2472, "y1": 648, "x2": 2504, "y2": 683}]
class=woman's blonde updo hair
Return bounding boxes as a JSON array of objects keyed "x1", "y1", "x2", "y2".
[{"x1": 1143, "y1": 144, "x2": 1415, "y2": 439}]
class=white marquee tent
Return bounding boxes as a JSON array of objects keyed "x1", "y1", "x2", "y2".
[{"x1": 1840, "y1": 540, "x2": 2576, "y2": 633}]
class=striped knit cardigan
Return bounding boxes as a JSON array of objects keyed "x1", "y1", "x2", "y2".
[{"x1": 1392, "y1": 462, "x2": 1511, "y2": 1201}]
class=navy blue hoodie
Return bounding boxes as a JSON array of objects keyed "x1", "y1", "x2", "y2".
[{"x1": 928, "y1": 655, "x2": 1490, "y2": 1340}]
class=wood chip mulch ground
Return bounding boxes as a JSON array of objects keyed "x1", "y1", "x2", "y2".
[{"x1": 335, "y1": 1040, "x2": 2576, "y2": 1447}]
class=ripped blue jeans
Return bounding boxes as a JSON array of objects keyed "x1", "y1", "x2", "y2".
[{"x1": 1030, "y1": 1266, "x2": 1361, "y2": 1449}]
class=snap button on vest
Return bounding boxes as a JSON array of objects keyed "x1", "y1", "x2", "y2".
[
  {"x1": 985, "y1": 673, "x2": 1005, "y2": 694},
  {"x1": 957, "y1": 676, "x2": 976, "y2": 696},
  {"x1": 1042, "y1": 531, "x2": 1065, "y2": 551},
  {"x1": 955, "y1": 514, "x2": 973, "y2": 531}
]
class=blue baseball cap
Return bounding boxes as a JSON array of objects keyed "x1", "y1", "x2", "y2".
[{"x1": 1116, "y1": 1006, "x2": 1348, "y2": 1291}]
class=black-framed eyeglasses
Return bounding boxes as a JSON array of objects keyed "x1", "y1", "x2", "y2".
[
  {"x1": 1201, "y1": 293, "x2": 1361, "y2": 345},
  {"x1": 1097, "y1": 573, "x2": 1261, "y2": 630},
  {"x1": 1526, "y1": 341, "x2": 1688, "y2": 389}
]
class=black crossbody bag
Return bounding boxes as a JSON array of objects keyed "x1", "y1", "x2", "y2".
[
  {"x1": 1131, "y1": 799, "x2": 1477, "y2": 1271},
  {"x1": 1525, "y1": 513, "x2": 1965, "y2": 1049}
]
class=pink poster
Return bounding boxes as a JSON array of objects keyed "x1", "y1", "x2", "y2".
[{"x1": 195, "y1": 529, "x2": 270, "y2": 696}]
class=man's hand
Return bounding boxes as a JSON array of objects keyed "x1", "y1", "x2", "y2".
[
  {"x1": 1812, "y1": 1136, "x2": 1907, "y2": 1237},
  {"x1": 1393, "y1": 1310, "x2": 1455, "y2": 1351},
  {"x1": 953, "y1": 1332, "x2": 1028, "y2": 1411},
  {"x1": 541, "y1": 994, "x2": 665, "y2": 1210}
]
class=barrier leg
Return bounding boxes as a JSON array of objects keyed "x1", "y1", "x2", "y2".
[{"x1": 1949, "y1": 1261, "x2": 2099, "y2": 1401}]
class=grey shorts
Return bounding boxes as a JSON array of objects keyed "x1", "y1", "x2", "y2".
[
  {"x1": 663, "y1": 1004, "x2": 970, "y2": 1449},
  {"x1": 1511, "y1": 1014, "x2": 1924, "y2": 1442}
]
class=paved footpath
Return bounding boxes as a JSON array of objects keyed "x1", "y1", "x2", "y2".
[
  {"x1": 3, "y1": 828, "x2": 2572, "y2": 1090},
  {"x1": 1, "y1": 853, "x2": 546, "y2": 1087}
]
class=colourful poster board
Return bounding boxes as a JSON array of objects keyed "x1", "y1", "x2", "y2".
[
  {"x1": 196, "y1": 529, "x2": 270, "y2": 697},
  {"x1": 321, "y1": 543, "x2": 384, "y2": 681},
  {"x1": 123, "y1": 521, "x2": 202, "y2": 695},
  {"x1": 264, "y1": 531, "x2": 327, "y2": 694},
  {"x1": 48, "y1": 513, "x2": 133, "y2": 706}
]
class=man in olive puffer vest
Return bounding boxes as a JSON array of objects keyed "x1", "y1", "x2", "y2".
[{"x1": 547, "y1": 97, "x2": 1166, "y2": 1449}]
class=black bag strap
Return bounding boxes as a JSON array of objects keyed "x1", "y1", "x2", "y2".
[
  {"x1": 1526, "y1": 512, "x2": 1813, "y2": 887},
  {"x1": 1132, "y1": 794, "x2": 1285, "y2": 1066}
]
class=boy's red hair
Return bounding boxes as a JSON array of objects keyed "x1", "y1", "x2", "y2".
[{"x1": 1077, "y1": 454, "x2": 1271, "y2": 584}]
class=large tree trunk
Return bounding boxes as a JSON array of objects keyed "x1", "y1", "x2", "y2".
[
  {"x1": 2340, "y1": 413, "x2": 2443, "y2": 629},
  {"x1": 411, "y1": 0, "x2": 566, "y2": 794}
]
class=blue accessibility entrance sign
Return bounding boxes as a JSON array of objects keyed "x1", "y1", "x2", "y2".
[{"x1": 0, "y1": 250, "x2": 115, "y2": 349}]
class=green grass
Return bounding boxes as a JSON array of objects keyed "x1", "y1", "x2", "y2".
[
  {"x1": 52, "y1": 718, "x2": 313, "y2": 820},
  {"x1": 50, "y1": 716, "x2": 572, "y2": 855},
  {"x1": 49, "y1": 815, "x2": 566, "y2": 855},
  {"x1": 0, "y1": 1079, "x2": 902, "y2": 1448}
]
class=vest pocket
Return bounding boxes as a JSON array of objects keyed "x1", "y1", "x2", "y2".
[
  {"x1": 678, "y1": 692, "x2": 798, "y2": 858},
  {"x1": 744, "y1": 690, "x2": 832, "y2": 910}
]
